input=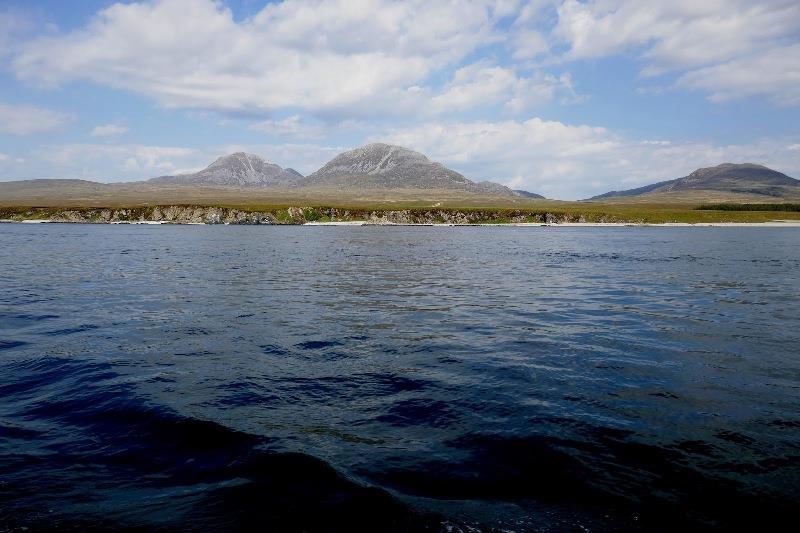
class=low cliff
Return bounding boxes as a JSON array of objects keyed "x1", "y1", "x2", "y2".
[
  {"x1": 0, "y1": 205, "x2": 609, "y2": 225},
  {"x1": 1, "y1": 206, "x2": 290, "y2": 224}
]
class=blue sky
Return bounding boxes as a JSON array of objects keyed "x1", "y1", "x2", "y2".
[{"x1": 0, "y1": 0, "x2": 798, "y2": 199}]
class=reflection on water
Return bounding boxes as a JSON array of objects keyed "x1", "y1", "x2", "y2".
[{"x1": 1, "y1": 224, "x2": 799, "y2": 531}]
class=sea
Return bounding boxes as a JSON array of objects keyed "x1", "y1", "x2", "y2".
[{"x1": 1, "y1": 223, "x2": 798, "y2": 531}]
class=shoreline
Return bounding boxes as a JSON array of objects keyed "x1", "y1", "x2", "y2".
[
  {"x1": 4, "y1": 219, "x2": 800, "y2": 227},
  {"x1": 3, "y1": 205, "x2": 799, "y2": 226}
]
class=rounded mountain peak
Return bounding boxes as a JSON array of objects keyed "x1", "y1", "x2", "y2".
[
  {"x1": 209, "y1": 152, "x2": 273, "y2": 168},
  {"x1": 301, "y1": 142, "x2": 474, "y2": 190},
  {"x1": 359, "y1": 142, "x2": 417, "y2": 153},
  {"x1": 314, "y1": 143, "x2": 435, "y2": 176},
  {"x1": 149, "y1": 151, "x2": 301, "y2": 187}
]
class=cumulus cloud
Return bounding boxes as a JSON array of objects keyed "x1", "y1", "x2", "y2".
[
  {"x1": 0, "y1": 9, "x2": 35, "y2": 58},
  {"x1": 3, "y1": 1, "x2": 798, "y2": 192},
  {"x1": 0, "y1": 104, "x2": 72, "y2": 135},
  {"x1": 249, "y1": 116, "x2": 325, "y2": 139},
  {"x1": 553, "y1": 0, "x2": 799, "y2": 70},
  {"x1": 40, "y1": 144, "x2": 205, "y2": 179},
  {"x1": 548, "y1": 0, "x2": 800, "y2": 104},
  {"x1": 11, "y1": 0, "x2": 798, "y2": 112},
  {"x1": 676, "y1": 43, "x2": 800, "y2": 106},
  {"x1": 6, "y1": 123, "x2": 798, "y2": 197},
  {"x1": 13, "y1": 0, "x2": 509, "y2": 117},
  {"x1": 381, "y1": 117, "x2": 800, "y2": 199},
  {"x1": 91, "y1": 124, "x2": 129, "y2": 137},
  {"x1": 511, "y1": 28, "x2": 549, "y2": 60},
  {"x1": 17, "y1": 141, "x2": 342, "y2": 181},
  {"x1": 428, "y1": 62, "x2": 578, "y2": 114}
]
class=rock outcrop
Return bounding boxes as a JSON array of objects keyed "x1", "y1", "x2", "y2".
[
  {"x1": 31, "y1": 206, "x2": 278, "y2": 225},
  {"x1": 0, "y1": 206, "x2": 592, "y2": 225}
]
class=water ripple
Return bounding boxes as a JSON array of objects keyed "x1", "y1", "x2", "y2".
[{"x1": 1, "y1": 224, "x2": 799, "y2": 531}]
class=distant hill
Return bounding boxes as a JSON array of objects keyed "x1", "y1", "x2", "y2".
[
  {"x1": 512, "y1": 189, "x2": 546, "y2": 199},
  {"x1": 471, "y1": 181, "x2": 544, "y2": 198},
  {"x1": 149, "y1": 152, "x2": 303, "y2": 187},
  {"x1": 297, "y1": 143, "x2": 539, "y2": 198},
  {"x1": 590, "y1": 163, "x2": 800, "y2": 200}
]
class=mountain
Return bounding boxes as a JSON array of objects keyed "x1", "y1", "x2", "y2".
[
  {"x1": 297, "y1": 143, "x2": 537, "y2": 197},
  {"x1": 0, "y1": 146, "x2": 548, "y2": 202},
  {"x1": 149, "y1": 152, "x2": 303, "y2": 187},
  {"x1": 299, "y1": 143, "x2": 471, "y2": 189},
  {"x1": 590, "y1": 163, "x2": 800, "y2": 200},
  {"x1": 139, "y1": 145, "x2": 547, "y2": 198}
]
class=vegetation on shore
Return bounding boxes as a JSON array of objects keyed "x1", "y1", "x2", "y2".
[
  {"x1": 2, "y1": 202, "x2": 800, "y2": 224},
  {"x1": 697, "y1": 203, "x2": 800, "y2": 212}
]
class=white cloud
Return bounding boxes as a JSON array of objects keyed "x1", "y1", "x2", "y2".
[
  {"x1": 91, "y1": 124, "x2": 129, "y2": 137},
  {"x1": 553, "y1": 1, "x2": 799, "y2": 69},
  {"x1": 19, "y1": 141, "x2": 342, "y2": 181},
  {"x1": 511, "y1": 28, "x2": 549, "y2": 60},
  {"x1": 428, "y1": 62, "x2": 576, "y2": 114},
  {"x1": 3, "y1": 1, "x2": 798, "y2": 191},
  {"x1": 40, "y1": 144, "x2": 205, "y2": 179},
  {"x1": 11, "y1": 0, "x2": 797, "y2": 113},
  {"x1": 13, "y1": 0, "x2": 507, "y2": 117},
  {"x1": 5, "y1": 127, "x2": 798, "y2": 196},
  {"x1": 0, "y1": 153, "x2": 9, "y2": 162},
  {"x1": 676, "y1": 43, "x2": 800, "y2": 106},
  {"x1": 0, "y1": 104, "x2": 72, "y2": 135},
  {"x1": 381, "y1": 117, "x2": 800, "y2": 199},
  {"x1": 0, "y1": 9, "x2": 34, "y2": 58},
  {"x1": 547, "y1": 0, "x2": 800, "y2": 104},
  {"x1": 249, "y1": 115, "x2": 324, "y2": 139}
]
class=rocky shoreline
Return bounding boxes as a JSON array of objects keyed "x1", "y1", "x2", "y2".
[
  {"x1": 2, "y1": 205, "x2": 798, "y2": 226},
  {"x1": 0, "y1": 205, "x2": 593, "y2": 225}
]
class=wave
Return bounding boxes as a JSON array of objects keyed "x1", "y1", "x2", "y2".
[
  {"x1": 362, "y1": 420, "x2": 800, "y2": 531},
  {"x1": 0, "y1": 357, "x2": 434, "y2": 532}
]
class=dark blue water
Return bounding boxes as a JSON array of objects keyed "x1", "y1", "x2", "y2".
[{"x1": 1, "y1": 224, "x2": 799, "y2": 531}]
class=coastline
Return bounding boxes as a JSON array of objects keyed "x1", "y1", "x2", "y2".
[
  {"x1": 309, "y1": 221, "x2": 800, "y2": 227},
  {"x1": 4, "y1": 219, "x2": 800, "y2": 227},
  {"x1": 2, "y1": 204, "x2": 799, "y2": 226}
]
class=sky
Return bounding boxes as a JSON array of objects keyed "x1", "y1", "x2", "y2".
[{"x1": 0, "y1": 0, "x2": 799, "y2": 199}]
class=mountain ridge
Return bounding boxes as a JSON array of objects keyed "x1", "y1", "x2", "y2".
[
  {"x1": 139, "y1": 144, "x2": 542, "y2": 198},
  {"x1": 590, "y1": 163, "x2": 800, "y2": 200}
]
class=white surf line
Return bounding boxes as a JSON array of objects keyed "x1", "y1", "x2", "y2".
[
  {"x1": 304, "y1": 221, "x2": 366, "y2": 226},
  {"x1": 307, "y1": 221, "x2": 800, "y2": 227},
  {"x1": 109, "y1": 220, "x2": 172, "y2": 225},
  {"x1": 493, "y1": 222, "x2": 800, "y2": 227}
]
